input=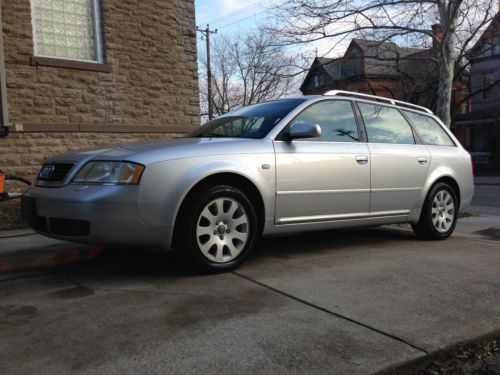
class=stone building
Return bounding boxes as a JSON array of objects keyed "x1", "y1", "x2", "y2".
[{"x1": 0, "y1": 0, "x2": 199, "y2": 228}]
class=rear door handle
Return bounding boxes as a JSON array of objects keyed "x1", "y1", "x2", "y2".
[
  {"x1": 355, "y1": 155, "x2": 369, "y2": 164},
  {"x1": 417, "y1": 157, "x2": 428, "y2": 165}
]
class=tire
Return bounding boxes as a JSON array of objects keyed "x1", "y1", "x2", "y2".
[
  {"x1": 176, "y1": 185, "x2": 258, "y2": 272},
  {"x1": 412, "y1": 182, "x2": 458, "y2": 240}
]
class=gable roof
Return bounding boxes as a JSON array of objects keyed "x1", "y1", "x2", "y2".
[
  {"x1": 350, "y1": 39, "x2": 427, "y2": 76},
  {"x1": 317, "y1": 57, "x2": 342, "y2": 79},
  {"x1": 351, "y1": 39, "x2": 424, "y2": 58}
]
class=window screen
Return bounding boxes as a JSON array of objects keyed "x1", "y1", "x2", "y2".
[
  {"x1": 291, "y1": 100, "x2": 359, "y2": 142},
  {"x1": 32, "y1": 0, "x2": 100, "y2": 61},
  {"x1": 404, "y1": 111, "x2": 455, "y2": 147},
  {"x1": 358, "y1": 103, "x2": 415, "y2": 144}
]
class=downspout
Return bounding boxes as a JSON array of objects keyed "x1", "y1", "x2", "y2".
[{"x1": 0, "y1": 0, "x2": 9, "y2": 138}]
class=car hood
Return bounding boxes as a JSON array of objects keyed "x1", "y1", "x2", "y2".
[{"x1": 47, "y1": 137, "x2": 273, "y2": 165}]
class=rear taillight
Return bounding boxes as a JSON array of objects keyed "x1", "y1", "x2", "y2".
[{"x1": 471, "y1": 156, "x2": 475, "y2": 176}]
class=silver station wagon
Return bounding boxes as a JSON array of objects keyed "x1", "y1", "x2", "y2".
[{"x1": 22, "y1": 91, "x2": 474, "y2": 271}]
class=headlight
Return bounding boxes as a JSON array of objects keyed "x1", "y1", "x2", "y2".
[{"x1": 73, "y1": 161, "x2": 145, "y2": 184}]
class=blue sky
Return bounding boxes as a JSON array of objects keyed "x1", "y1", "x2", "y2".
[
  {"x1": 195, "y1": 0, "x2": 270, "y2": 35},
  {"x1": 194, "y1": 0, "x2": 349, "y2": 58}
]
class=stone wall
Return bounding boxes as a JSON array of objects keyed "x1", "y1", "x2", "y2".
[
  {"x1": 0, "y1": 0, "x2": 199, "y2": 230},
  {"x1": 2, "y1": 0, "x2": 199, "y2": 126}
]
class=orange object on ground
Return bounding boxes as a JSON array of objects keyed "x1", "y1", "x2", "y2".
[
  {"x1": 0, "y1": 172, "x2": 5, "y2": 194},
  {"x1": 53, "y1": 251, "x2": 81, "y2": 263}
]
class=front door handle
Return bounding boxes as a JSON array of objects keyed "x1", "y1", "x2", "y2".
[
  {"x1": 417, "y1": 157, "x2": 428, "y2": 165},
  {"x1": 355, "y1": 155, "x2": 369, "y2": 164}
]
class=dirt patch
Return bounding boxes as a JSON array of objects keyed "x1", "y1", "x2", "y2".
[
  {"x1": 49, "y1": 286, "x2": 95, "y2": 300},
  {"x1": 389, "y1": 337, "x2": 500, "y2": 375},
  {"x1": 0, "y1": 199, "x2": 27, "y2": 231}
]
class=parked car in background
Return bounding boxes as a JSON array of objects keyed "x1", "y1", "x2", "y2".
[{"x1": 22, "y1": 91, "x2": 474, "y2": 272}]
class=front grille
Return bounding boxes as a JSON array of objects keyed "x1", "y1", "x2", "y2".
[{"x1": 37, "y1": 163, "x2": 75, "y2": 183}]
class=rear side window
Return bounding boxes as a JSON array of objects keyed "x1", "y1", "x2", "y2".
[
  {"x1": 290, "y1": 100, "x2": 359, "y2": 142},
  {"x1": 358, "y1": 103, "x2": 415, "y2": 144},
  {"x1": 403, "y1": 111, "x2": 455, "y2": 147}
]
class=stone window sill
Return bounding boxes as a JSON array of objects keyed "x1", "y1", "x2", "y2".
[
  {"x1": 30, "y1": 56, "x2": 112, "y2": 73},
  {"x1": 9, "y1": 123, "x2": 197, "y2": 134}
]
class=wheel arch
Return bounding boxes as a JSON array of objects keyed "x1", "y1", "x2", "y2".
[
  {"x1": 173, "y1": 172, "x2": 266, "y2": 246},
  {"x1": 426, "y1": 175, "x2": 461, "y2": 209}
]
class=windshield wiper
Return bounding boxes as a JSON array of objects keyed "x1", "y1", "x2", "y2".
[{"x1": 194, "y1": 132, "x2": 227, "y2": 138}]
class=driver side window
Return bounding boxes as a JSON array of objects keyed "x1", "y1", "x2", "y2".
[{"x1": 290, "y1": 100, "x2": 360, "y2": 142}]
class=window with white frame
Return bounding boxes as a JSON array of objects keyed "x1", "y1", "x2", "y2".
[{"x1": 31, "y1": 0, "x2": 102, "y2": 62}]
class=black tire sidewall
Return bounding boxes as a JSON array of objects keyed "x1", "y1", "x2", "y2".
[
  {"x1": 181, "y1": 185, "x2": 257, "y2": 272},
  {"x1": 417, "y1": 182, "x2": 458, "y2": 240}
]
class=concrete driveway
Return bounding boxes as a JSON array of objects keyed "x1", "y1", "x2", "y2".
[{"x1": 1, "y1": 221, "x2": 499, "y2": 374}]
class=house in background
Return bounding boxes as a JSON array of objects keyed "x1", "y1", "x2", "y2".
[
  {"x1": 300, "y1": 30, "x2": 468, "y2": 114},
  {"x1": 0, "y1": 0, "x2": 199, "y2": 229},
  {"x1": 452, "y1": 10, "x2": 500, "y2": 169}
]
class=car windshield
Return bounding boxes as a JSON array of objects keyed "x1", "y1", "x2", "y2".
[{"x1": 187, "y1": 99, "x2": 307, "y2": 139}]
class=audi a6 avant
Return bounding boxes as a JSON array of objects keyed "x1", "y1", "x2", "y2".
[{"x1": 22, "y1": 91, "x2": 474, "y2": 271}]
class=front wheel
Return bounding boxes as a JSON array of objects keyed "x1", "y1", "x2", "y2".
[
  {"x1": 412, "y1": 182, "x2": 458, "y2": 240},
  {"x1": 176, "y1": 185, "x2": 258, "y2": 272}
]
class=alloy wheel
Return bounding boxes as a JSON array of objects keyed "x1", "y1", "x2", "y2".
[
  {"x1": 431, "y1": 190, "x2": 455, "y2": 233},
  {"x1": 196, "y1": 197, "x2": 249, "y2": 263}
]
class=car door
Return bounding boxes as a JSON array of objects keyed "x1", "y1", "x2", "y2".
[
  {"x1": 273, "y1": 99, "x2": 371, "y2": 224},
  {"x1": 356, "y1": 101, "x2": 431, "y2": 215}
]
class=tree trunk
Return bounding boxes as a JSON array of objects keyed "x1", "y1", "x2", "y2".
[
  {"x1": 436, "y1": 59, "x2": 454, "y2": 127},
  {"x1": 435, "y1": 0, "x2": 460, "y2": 128}
]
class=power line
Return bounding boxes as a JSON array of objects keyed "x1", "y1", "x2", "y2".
[
  {"x1": 203, "y1": 0, "x2": 269, "y2": 25},
  {"x1": 202, "y1": 0, "x2": 285, "y2": 28},
  {"x1": 215, "y1": 7, "x2": 272, "y2": 29}
]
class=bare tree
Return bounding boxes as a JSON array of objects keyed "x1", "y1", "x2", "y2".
[
  {"x1": 273, "y1": 0, "x2": 497, "y2": 126},
  {"x1": 198, "y1": 28, "x2": 297, "y2": 120}
]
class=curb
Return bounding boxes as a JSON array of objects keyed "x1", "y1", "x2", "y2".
[{"x1": 376, "y1": 328, "x2": 500, "y2": 375}]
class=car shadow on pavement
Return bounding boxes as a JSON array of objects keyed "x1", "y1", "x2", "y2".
[
  {"x1": 73, "y1": 225, "x2": 417, "y2": 280},
  {"x1": 241, "y1": 225, "x2": 417, "y2": 264}
]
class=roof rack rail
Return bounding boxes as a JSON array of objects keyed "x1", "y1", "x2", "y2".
[{"x1": 323, "y1": 90, "x2": 433, "y2": 114}]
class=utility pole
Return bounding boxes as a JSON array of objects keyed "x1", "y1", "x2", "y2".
[{"x1": 196, "y1": 25, "x2": 217, "y2": 120}]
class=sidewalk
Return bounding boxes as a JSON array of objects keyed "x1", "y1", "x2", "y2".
[{"x1": 475, "y1": 175, "x2": 500, "y2": 185}]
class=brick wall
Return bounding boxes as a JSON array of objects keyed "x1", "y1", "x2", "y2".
[{"x1": 0, "y1": 0, "x2": 200, "y2": 229}]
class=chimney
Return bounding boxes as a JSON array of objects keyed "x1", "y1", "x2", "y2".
[{"x1": 432, "y1": 24, "x2": 443, "y2": 50}]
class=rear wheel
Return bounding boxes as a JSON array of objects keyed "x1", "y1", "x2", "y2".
[
  {"x1": 176, "y1": 185, "x2": 257, "y2": 272},
  {"x1": 412, "y1": 182, "x2": 458, "y2": 240}
]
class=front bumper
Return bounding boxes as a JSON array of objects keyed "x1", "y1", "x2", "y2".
[{"x1": 22, "y1": 184, "x2": 172, "y2": 250}]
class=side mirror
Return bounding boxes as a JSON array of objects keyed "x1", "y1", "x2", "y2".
[{"x1": 287, "y1": 122, "x2": 322, "y2": 140}]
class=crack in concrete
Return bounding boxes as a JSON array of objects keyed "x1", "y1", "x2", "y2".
[{"x1": 232, "y1": 270, "x2": 429, "y2": 355}]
